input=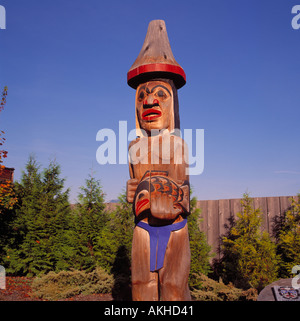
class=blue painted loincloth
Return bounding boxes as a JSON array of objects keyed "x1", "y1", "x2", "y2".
[{"x1": 136, "y1": 219, "x2": 187, "y2": 272}]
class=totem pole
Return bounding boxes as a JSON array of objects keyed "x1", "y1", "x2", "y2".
[{"x1": 126, "y1": 20, "x2": 191, "y2": 301}]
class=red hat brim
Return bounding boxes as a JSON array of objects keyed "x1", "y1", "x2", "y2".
[{"x1": 127, "y1": 63, "x2": 186, "y2": 89}]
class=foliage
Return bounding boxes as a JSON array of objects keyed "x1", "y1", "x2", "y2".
[
  {"x1": 190, "y1": 273, "x2": 257, "y2": 301},
  {"x1": 3, "y1": 156, "x2": 75, "y2": 276},
  {"x1": 188, "y1": 194, "x2": 211, "y2": 288},
  {"x1": 1, "y1": 143, "x2": 300, "y2": 300},
  {"x1": 0, "y1": 86, "x2": 298, "y2": 299},
  {"x1": 0, "y1": 86, "x2": 18, "y2": 263},
  {"x1": 72, "y1": 173, "x2": 108, "y2": 271},
  {"x1": 276, "y1": 194, "x2": 300, "y2": 278},
  {"x1": 0, "y1": 86, "x2": 17, "y2": 213},
  {"x1": 221, "y1": 193, "x2": 279, "y2": 291},
  {"x1": 0, "y1": 181, "x2": 17, "y2": 211},
  {"x1": 31, "y1": 267, "x2": 113, "y2": 300},
  {"x1": 95, "y1": 192, "x2": 134, "y2": 274},
  {"x1": 0, "y1": 86, "x2": 8, "y2": 113},
  {"x1": 93, "y1": 192, "x2": 134, "y2": 300}
]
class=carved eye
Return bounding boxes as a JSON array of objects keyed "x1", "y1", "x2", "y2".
[
  {"x1": 138, "y1": 91, "x2": 145, "y2": 101},
  {"x1": 155, "y1": 90, "x2": 167, "y2": 99}
]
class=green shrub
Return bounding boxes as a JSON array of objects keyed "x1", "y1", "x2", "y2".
[
  {"x1": 31, "y1": 267, "x2": 113, "y2": 300},
  {"x1": 94, "y1": 192, "x2": 134, "y2": 273},
  {"x1": 221, "y1": 193, "x2": 279, "y2": 291},
  {"x1": 190, "y1": 273, "x2": 257, "y2": 301},
  {"x1": 188, "y1": 195, "x2": 211, "y2": 280},
  {"x1": 4, "y1": 156, "x2": 75, "y2": 276},
  {"x1": 277, "y1": 194, "x2": 300, "y2": 278}
]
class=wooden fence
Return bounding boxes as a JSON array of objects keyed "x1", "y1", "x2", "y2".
[
  {"x1": 105, "y1": 195, "x2": 298, "y2": 260},
  {"x1": 197, "y1": 195, "x2": 298, "y2": 260}
]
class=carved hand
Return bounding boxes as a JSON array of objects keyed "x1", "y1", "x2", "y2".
[{"x1": 126, "y1": 178, "x2": 139, "y2": 203}]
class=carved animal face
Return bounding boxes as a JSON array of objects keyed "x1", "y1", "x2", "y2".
[
  {"x1": 133, "y1": 170, "x2": 189, "y2": 218},
  {"x1": 135, "y1": 80, "x2": 173, "y2": 134}
]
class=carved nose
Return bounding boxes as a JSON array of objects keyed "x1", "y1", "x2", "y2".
[{"x1": 143, "y1": 98, "x2": 159, "y2": 107}]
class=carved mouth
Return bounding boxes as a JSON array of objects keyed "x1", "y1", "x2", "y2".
[
  {"x1": 142, "y1": 108, "x2": 162, "y2": 121},
  {"x1": 135, "y1": 199, "x2": 149, "y2": 214}
]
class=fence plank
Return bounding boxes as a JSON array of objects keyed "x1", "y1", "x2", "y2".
[
  {"x1": 219, "y1": 199, "x2": 231, "y2": 238},
  {"x1": 253, "y1": 197, "x2": 268, "y2": 233},
  {"x1": 230, "y1": 198, "x2": 242, "y2": 223},
  {"x1": 198, "y1": 200, "x2": 208, "y2": 236},
  {"x1": 207, "y1": 200, "x2": 219, "y2": 257},
  {"x1": 280, "y1": 196, "x2": 293, "y2": 217},
  {"x1": 218, "y1": 199, "x2": 231, "y2": 260},
  {"x1": 267, "y1": 197, "x2": 281, "y2": 238}
]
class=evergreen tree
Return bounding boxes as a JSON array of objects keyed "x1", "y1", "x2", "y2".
[
  {"x1": 4, "y1": 155, "x2": 43, "y2": 274},
  {"x1": 277, "y1": 194, "x2": 300, "y2": 278},
  {"x1": 188, "y1": 194, "x2": 211, "y2": 288},
  {"x1": 221, "y1": 193, "x2": 279, "y2": 291},
  {"x1": 72, "y1": 173, "x2": 108, "y2": 270},
  {"x1": 4, "y1": 156, "x2": 75, "y2": 276},
  {"x1": 95, "y1": 191, "x2": 134, "y2": 273},
  {"x1": 95, "y1": 192, "x2": 134, "y2": 300}
]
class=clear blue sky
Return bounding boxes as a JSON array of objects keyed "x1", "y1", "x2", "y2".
[{"x1": 1, "y1": 0, "x2": 299, "y2": 202}]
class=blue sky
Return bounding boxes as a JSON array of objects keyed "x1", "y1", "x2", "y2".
[{"x1": 0, "y1": 0, "x2": 299, "y2": 202}]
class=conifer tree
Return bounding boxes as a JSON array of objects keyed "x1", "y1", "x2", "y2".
[
  {"x1": 94, "y1": 192, "x2": 134, "y2": 300},
  {"x1": 95, "y1": 191, "x2": 134, "y2": 273},
  {"x1": 4, "y1": 156, "x2": 74, "y2": 276},
  {"x1": 277, "y1": 194, "x2": 300, "y2": 278},
  {"x1": 72, "y1": 173, "x2": 108, "y2": 270},
  {"x1": 4, "y1": 155, "x2": 43, "y2": 275},
  {"x1": 188, "y1": 194, "x2": 211, "y2": 288},
  {"x1": 221, "y1": 193, "x2": 279, "y2": 291}
]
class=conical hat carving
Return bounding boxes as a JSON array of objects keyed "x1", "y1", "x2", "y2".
[{"x1": 127, "y1": 20, "x2": 186, "y2": 89}]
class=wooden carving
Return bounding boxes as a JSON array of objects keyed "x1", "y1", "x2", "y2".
[{"x1": 126, "y1": 20, "x2": 191, "y2": 301}]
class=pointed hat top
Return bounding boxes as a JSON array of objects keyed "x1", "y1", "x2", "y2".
[{"x1": 127, "y1": 20, "x2": 186, "y2": 89}]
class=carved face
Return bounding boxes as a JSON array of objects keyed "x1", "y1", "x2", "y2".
[{"x1": 135, "y1": 80, "x2": 174, "y2": 134}]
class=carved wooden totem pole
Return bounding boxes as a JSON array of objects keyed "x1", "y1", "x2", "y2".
[{"x1": 126, "y1": 20, "x2": 191, "y2": 301}]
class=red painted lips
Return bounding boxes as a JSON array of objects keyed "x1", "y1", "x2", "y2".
[{"x1": 142, "y1": 108, "x2": 162, "y2": 121}]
